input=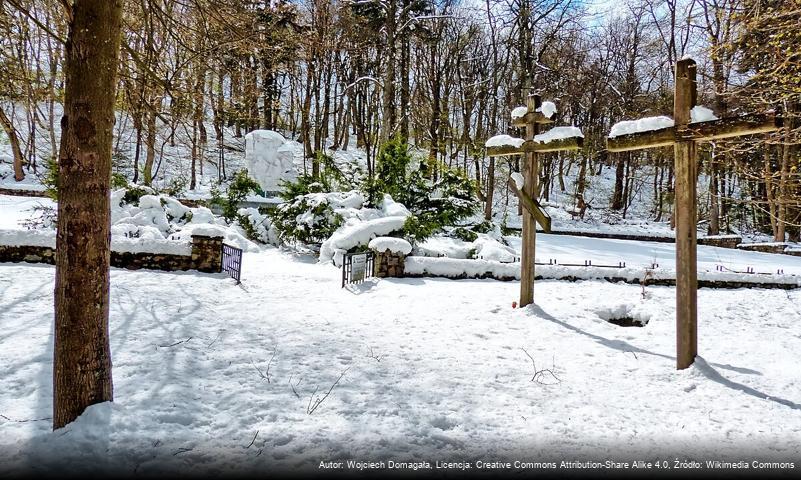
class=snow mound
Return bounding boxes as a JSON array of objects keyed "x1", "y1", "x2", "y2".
[
  {"x1": 608, "y1": 116, "x2": 674, "y2": 138},
  {"x1": 473, "y1": 236, "x2": 517, "y2": 263},
  {"x1": 369, "y1": 237, "x2": 412, "y2": 255},
  {"x1": 320, "y1": 216, "x2": 408, "y2": 266},
  {"x1": 595, "y1": 303, "x2": 652, "y2": 326},
  {"x1": 0, "y1": 228, "x2": 56, "y2": 248}
]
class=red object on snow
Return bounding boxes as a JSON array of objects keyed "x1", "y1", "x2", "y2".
[{"x1": 512, "y1": 301, "x2": 517, "y2": 309}]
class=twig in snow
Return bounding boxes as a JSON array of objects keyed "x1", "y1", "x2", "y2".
[
  {"x1": 206, "y1": 331, "x2": 223, "y2": 348},
  {"x1": 307, "y1": 367, "x2": 350, "y2": 415},
  {"x1": 289, "y1": 375, "x2": 302, "y2": 399},
  {"x1": 0, "y1": 413, "x2": 51, "y2": 423},
  {"x1": 521, "y1": 348, "x2": 561, "y2": 385},
  {"x1": 245, "y1": 430, "x2": 259, "y2": 449},
  {"x1": 172, "y1": 447, "x2": 193, "y2": 456},
  {"x1": 366, "y1": 346, "x2": 384, "y2": 362},
  {"x1": 641, "y1": 268, "x2": 654, "y2": 299},
  {"x1": 158, "y1": 337, "x2": 193, "y2": 348},
  {"x1": 252, "y1": 350, "x2": 276, "y2": 383}
]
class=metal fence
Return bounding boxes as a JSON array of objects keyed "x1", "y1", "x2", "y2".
[
  {"x1": 222, "y1": 243, "x2": 243, "y2": 283},
  {"x1": 342, "y1": 251, "x2": 375, "y2": 288}
]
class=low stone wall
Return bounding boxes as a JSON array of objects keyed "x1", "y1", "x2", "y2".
[
  {"x1": 0, "y1": 245, "x2": 55, "y2": 264},
  {"x1": 0, "y1": 234, "x2": 223, "y2": 273},
  {"x1": 373, "y1": 249, "x2": 406, "y2": 278},
  {"x1": 698, "y1": 235, "x2": 742, "y2": 249},
  {"x1": 736, "y1": 242, "x2": 788, "y2": 254}
]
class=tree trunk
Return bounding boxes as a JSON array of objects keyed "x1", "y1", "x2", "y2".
[
  {"x1": 143, "y1": 108, "x2": 156, "y2": 186},
  {"x1": 611, "y1": 155, "x2": 626, "y2": 210},
  {"x1": 484, "y1": 156, "x2": 495, "y2": 221},
  {"x1": 0, "y1": 107, "x2": 25, "y2": 181},
  {"x1": 53, "y1": 0, "x2": 122, "y2": 430}
]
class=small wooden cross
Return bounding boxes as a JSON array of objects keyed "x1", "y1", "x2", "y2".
[
  {"x1": 606, "y1": 58, "x2": 781, "y2": 370},
  {"x1": 486, "y1": 94, "x2": 584, "y2": 308}
]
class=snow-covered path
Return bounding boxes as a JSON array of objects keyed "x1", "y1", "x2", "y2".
[{"x1": 1, "y1": 249, "x2": 800, "y2": 475}]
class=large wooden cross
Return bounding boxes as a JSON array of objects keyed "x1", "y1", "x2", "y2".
[
  {"x1": 606, "y1": 58, "x2": 781, "y2": 370},
  {"x1": 486, "y1": 94, "x2": 583, "y2": 307}
]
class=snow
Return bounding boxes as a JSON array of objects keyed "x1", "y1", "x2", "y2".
[
  {"x1": 368, "y1": 237, "x2": 412, "y2": 255},
  {"x1": 607, "y1": 108, "x2": 718, "y2": 138},
  {"x1": 608, "y1": 116, "x2": 674, "y2": 138},
  {"x1": 472, "y1": 236, "x2": 518, "y2": 263},
  {"x1": 405, "y1": 256, "x2": 800, "y2": 286},
  {"x1": 691, "y1": 105, "x2": 719, "y2": 123},
  {"x1": 319, "y1": 216, "x2": 408, "y2": 266},
  {"x1": 536, "y1": 101, "x2": 557, "y2": 119},
  {"x1": 0, "y1": 195, "x2": 54, "y2": 230},
  {"x1": 485, "y1": 135, "x2": 525, "y2": 148},
  {"x1": 0, "y1": 193, "x2": 258, "y2": 255},
  {"x1": 0, "y1": 228, "x2": 55, "y2": 248},
  {"x1": 413, "y1": 232, "x2": 801, "y2": 277},
  {"x1": 511, "y1": 106, "x2": 528, "y2": 119},
  {"x1": 534, "y1": 126, "x2": 583, "y2": 144},
  {"x1": 244, "y1": 130, "x2": 297, "y2": 193},
  {"x1": 510, "y1": 172, "x2": 524, "y2": 190},
  {"x1": 111, "y1": 237, "x2": 192, "y2": 256},
  {"x1": 1, "y1": 249, "x2": 801, "y2": 475}
]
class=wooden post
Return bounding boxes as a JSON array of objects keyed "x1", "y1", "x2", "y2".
[
  {"x1": 673, "y1": 58, "x2": 698, "y2": 370},
  {"x1": 520, "y1": 93, "x2": 540, "y2": 307}
]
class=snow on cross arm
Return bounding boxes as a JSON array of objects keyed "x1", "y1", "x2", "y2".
[
  {"x1": 510, "y1": 106, "x2": 528, "y2": 120},
  {"x1": 608, "y1": 106, "x2": 719, "y2": 139},
  {"x1": 690, "y1": 105, "x2": 719, "y2": 123},
  {"x1": 485, "y1": 135, "x2": 525, "y2": 148},
  {"x1": 608, "y1": 116, "x2": 675, "y2": 138},
  {"x1": 534, "y1": 126, "x2": 583, "y2": 144}
]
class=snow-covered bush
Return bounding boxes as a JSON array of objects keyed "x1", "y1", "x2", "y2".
[
  {"x1": 210, "y1": 169, "x2": 261, "y2": 222},
  {"x1": 269, "y1": 190, "x2": 360, "y2": 245},
  {"x1": 237, "y1": 207, "x2": 278, "y2": 245}
]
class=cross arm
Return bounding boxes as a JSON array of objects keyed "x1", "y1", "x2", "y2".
[
  {"x1": 606, "y1": 112, "x2": 782, "y2": 153},
  {"x1": 687, "y1": 112, "x2": 782, "y2": 142},
  {"x1": 486, "y1": 136, "x2": 583, "y2": 157},
  {"x1": 512, "y1": 112, "x2": 555, "y2": 127}
]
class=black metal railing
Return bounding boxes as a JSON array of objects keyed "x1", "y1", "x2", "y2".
[
  {"x1": 222, "y1": 243, "x2": 243, "y2": 283},
  {"x1": 342, "y1": 251, "x2": 375, "y2": 288}
]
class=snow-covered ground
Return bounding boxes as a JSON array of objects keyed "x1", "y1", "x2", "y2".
[{"x1": 1, "y1": 248, "x2": 801, "y2": 475}]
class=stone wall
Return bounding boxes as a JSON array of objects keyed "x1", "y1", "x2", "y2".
[
  {"x1": 190, "y1": 235, "x2": 224, "y2": 273},
  {"x1": 736, "y1": 242, "x2": 788, "y2": 254},
  {"x1": 698, "y1": 235, "x2": 742, "y2": 249},
  {"x1": 373, "y1": 249, "x2": 406, "y2": 278},
  {"x1": 0, "y1": 234, "x2": 224, "y2": 273}
]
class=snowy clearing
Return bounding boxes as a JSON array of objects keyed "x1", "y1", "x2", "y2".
[{"x1": 1, "y1": 248, "x2": 801, "y2": 475}]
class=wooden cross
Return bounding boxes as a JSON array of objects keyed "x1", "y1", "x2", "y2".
[
  {"x1": 486, "y1": 94, "x2": 583, "y2": 307},
  {"x1": 606, "y1": 58, "x2": 781, "y2": 370}
]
